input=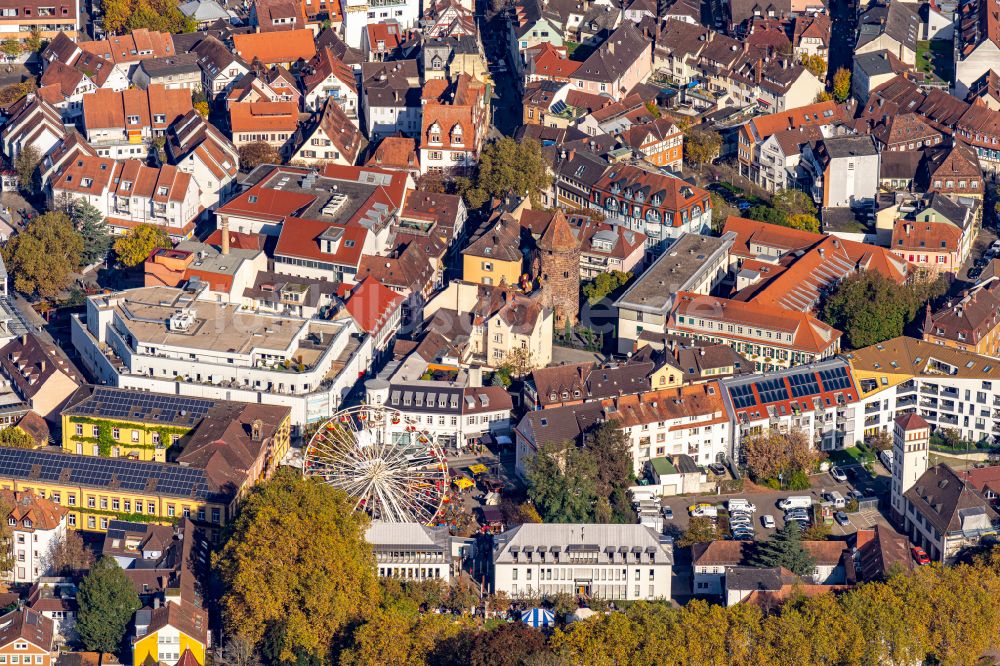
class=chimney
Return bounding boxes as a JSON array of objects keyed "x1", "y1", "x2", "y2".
[
  {"x1": 609, "y1": 40, "x2": 616, "y2": 55},
  {"x1": 221, "y1": 218, "x2": 230, "y2": 256},
  {"x1": 468, "y1": 365, "x2": 483, "y2": 388}
]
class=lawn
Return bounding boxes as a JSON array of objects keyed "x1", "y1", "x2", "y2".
[
  {"x1": 827, "y1": 447, "x2": 874, "y2": 466},
  {"x1": 916, "y1": 40, "x2": 954, "y2": 84}
]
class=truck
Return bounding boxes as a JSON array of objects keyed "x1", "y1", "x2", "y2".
[{"x1": 778, "y1": 496, "x2": 813, "y2": 510}]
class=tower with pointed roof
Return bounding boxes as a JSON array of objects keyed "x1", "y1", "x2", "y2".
[
  {"x1": 537, "y1": 210, "x2": 581, "y2": 327},
  {"x1": 891, "y1": 412, "x2": 929, "y2": 524}
]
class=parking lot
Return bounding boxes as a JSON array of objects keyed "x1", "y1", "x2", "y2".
[{"x1": 659, "y1": 462, "x2": 896, "y2": 541}]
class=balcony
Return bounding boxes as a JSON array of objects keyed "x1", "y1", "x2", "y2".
[
  {"x1": 897, "y1": 395, "x2": 917, "y2": 408},
  {"x1": 920, "y1": 398, "x2": 938, "y2": 409},
  {"x1": 865, "y1": 403, "x2": 881, "y2": 414},
  {"x1": 941, "y1": 387, "x2": 959, "y2": 398},
  {"x1": 865, "y1": 415, "x2": 879, "y2": 427},
  {"x1": 939, "y1": 414, "x2": 959, "y2": 426},
  {"x1": 920, "y1": 385, "x2": 939, "y2": 396}
]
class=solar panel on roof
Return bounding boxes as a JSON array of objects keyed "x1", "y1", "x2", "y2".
[
  {"x1": 755, "y1": 378, "x2": 789, "y2": 404},
  {"x1": 728, "y1": 383, "x2": 756, "y2": 409},
  {"x1": 819, "y1": 367, "x2": 851, "y2": 391},
  {"x1": 788, "y1": 371, "x2": 821, "y2": 398}
]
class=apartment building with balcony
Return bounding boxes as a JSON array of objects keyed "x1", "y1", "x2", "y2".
[
  {"x1": 50, "y1": 157, "x2": 203, "y2": 240},
  {"x1": 81, "y1": 85, "x2": 193, "y2": 160},
  {"x1": 70, "y1": 284, "x2": 372, "y2": 428},
  {"x1": 0, "y1": 0, "x2": 79, "y2": 43},
  {"x1": 720, "y1": 359, "x2": 860, "y2": 457},
  {"x1": 847, "y1": 336, "x2": 1000, "y2": 446}
]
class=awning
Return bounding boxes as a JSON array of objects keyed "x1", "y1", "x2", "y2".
[
  {"x1": 453, "y1": 477, "x2": 474, "y2": 490},
  {"x1": 469, "y1": 464, "x2": 488, "y2": 475}
]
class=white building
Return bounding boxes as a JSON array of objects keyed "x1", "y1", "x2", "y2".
[
  {"x1": 2, "y1": 490, "x2": 68, "y2": 585},
  {"x1": 491, "y1": 524, "x2": 673, "y2": 601},
  {"x1": 366, "y1": 522, "x2": 461, "y2": 582},
  {"x1": 364, "y1": 378, "x2": 513, "y2": 452},
  {"x1": 70, "y1": 285, "x2": 372, "y2": 428},
  {"x1": 340, "y1": 0, "x2": 420, "y2": 48},
  {"x1": 890, "y1": 412, "x2": 930, "y2": 523}
]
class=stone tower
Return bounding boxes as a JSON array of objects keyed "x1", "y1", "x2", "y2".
[
  {"x1": 538, "y1": 210, "x2": 581, "y2": 328},
  {"x1": 890, "y1": 412, "x2": 930, "y2": 525}
]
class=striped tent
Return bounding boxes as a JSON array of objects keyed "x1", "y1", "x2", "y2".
[{"x1": 520, "y1": 607, "x2": 555, "y2": 628}]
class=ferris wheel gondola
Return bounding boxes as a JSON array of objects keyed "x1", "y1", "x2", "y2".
[{"x1": 302, "y1": 405, "x2": 449, "y2": 525}]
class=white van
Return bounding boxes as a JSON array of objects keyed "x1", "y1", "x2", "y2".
[
  {"x1": 691, "y1": 506, "x2": 719, "y2": 518},
  {"x1": 728, "y1": 499, "x2": 757, "y2": 513},
  {"x1": 880, "y1": 449, "x2": 894, "y2": 474},
  {"x1": 778, "y1": 496, "x2": 812, "y2": 510}
]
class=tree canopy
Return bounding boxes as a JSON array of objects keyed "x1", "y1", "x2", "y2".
[
  {"x1": 47, "y1": 529, "x2": 95, "y2": 575},
  {"x1": 456, "y1": 137, "x2": 552, "y2": 209},
  {"x1": 76, "y1": 556, "x2": 142, "y2": 654},
  {"x1": 113, "y1": 224, "x2": 171, "y2": 268},
  {"x1": 526, "y1": 421, "x2": 635, "y2": 524},
  {"x1": 238, "y1": 142, "x2": 281, "y2": 172},
  {"x1": 582, "y1": 270, "x2": 631, "y2": 305},
  {"x1": 801, "y1": 55, "x2": 827, "y2": 79},
  {"x1": 0, "y1": 427, "x2": 35, "y2": 449},
  {"x1": 821, "y1": 271, "x2": 946, "y2": 349},
  {"x1": 71, "y1": 199, "x2": 113, "y2": 266},
  {"x1": 741, "y1": 429, "x2": 818, "y2": 483},
  {"x1": 750, "y1": 520, "x2": 816, "y2": 576},
  {"x1": 13, "y1": 145, "x2": 40, "y2": 193},
  {"x1": 832, "y1": 67, "x2": 851, "y2": 102},
  {"x1": 684, "y1": 128, "x2": 722, "y2": 168},
  {"x1": 2, "y1": 211, "x2": 83, "y2": 298},
  {"x1": 101, "y1": 0, "x2": 196, "y2": 34},
  {"x1": 213, "y1": 468, "x2": 380, "y2": 663},
  {"x1": 677, "y1": 516, "x2": 720, "y2": 548}
]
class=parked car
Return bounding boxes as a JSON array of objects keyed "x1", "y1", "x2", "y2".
[
  {"x1": 778, "y1": 496, "x2": 812, "y2": 510},
  {"x1": 708, "y1": 463, "x2": 727, "y2": 476},
  {"x1": 969, "y1": 266, "x2": 983, "y2": 280},
  {"x1": 848, "y1": 489, "x2": 865, "y2": 502},
  {"x1": 662, "y1": 506, "x2": 674, "y2": 520},
  {"x1": 830, "y1": 466, "x2": 847, "y2": 482},
  {"x1": 912, "y1": 546, "x2": 931, "y2": 566},
  {"x1": 834, "y1": 511, "x2": 850, "y2": 526},
  {"x1": 688, "y1": 503, "x2": 712, "y2": 513},
  {"x1": 691, "y1": 506, "x2": 719, "y2": 518},
  {"x1": 761, "y1": 515, "x2": 775, "y2": 529}
]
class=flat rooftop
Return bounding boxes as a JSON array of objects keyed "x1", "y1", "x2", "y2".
[
  {"x1": 97, "y1": 286, "x2": 343, "y2": 358},
  {"x1": 615, "y1": 232, "x2": 733, "y2": 314}
]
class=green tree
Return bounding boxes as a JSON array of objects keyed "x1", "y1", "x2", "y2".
[
  {"x1": 460, "y1": 137, "x2": 552, "y2": 208},
  {"x1": 0, "y1": 39, "x2": 21, "y2": 62},
  {"x1": 821, "y1": 271, "x2": 914, "y2": 349},
  {"x1": 0, "y1": 427, "x2": 35, "y2": 449},
  {"x1": 709, "y1": 192, "x2": 737, "y2": 233},
  {"x1": 13, "y1": 145, "x2": 40, "y2": 193},
  {"x1": 113, "y1": 223, "x2": 171, "y2": 267},
  {"x1": 684, "y1": 128, "x2": 722, "y2": 168},
  {"x1": 76, "y1": 556, "x2": 142, "y2": 653},
  {"x1": 801, "y1": 54, "x2": 827, "y2": 79},
  {"x1": 238, "y1": 141, "x2": 281, "y2": 172},
  {"x1": 525, "y1": 441, "x2": 598, "y2": 523},
  {"x1": 71, "y1": 200, "x2": 113, "y2": 266},
  {"x1": 582, "y1": 270, "x2": 632, "y2": 305},
  {"x1": 24, "y1": 27, "x2": 43, "y2": 53},
  {"x1": 677, "y1": 516, "x2": 720, "y2": 548},
  {"x1": 748, "y1": 204, "x2": 788, "y2": 227},
  {"x1": 2, "y1": 211, "x2": 84, "y2": 298},
  {"x1": 214, "y1": 468, "x2": 380, "y2": 662},
  {"x1": 832, "y1": 67, "x2": 851, "y2": 102},
  {"x1": 786, "y1": 213, "x2": 820, "y2": 233},
  {"x1": 772, "y1": 188, "x2": 818, "y2": 218},
  {"x1": 583, "y1": 420, "x2": 635, "y2": 522},
  {"x1": 750, "y1": 520, "x2": 816, "y2": 576}
]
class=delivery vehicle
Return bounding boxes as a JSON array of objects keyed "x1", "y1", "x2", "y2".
[
  {"x1": 727, "y1": 499, "x2": 757, "y2": 513},
  {"x1": 778, "y1": 496, "x2": 813, "y2": 510}
]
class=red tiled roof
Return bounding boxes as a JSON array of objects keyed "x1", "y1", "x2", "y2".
[
  {"x1": 344, "y1": 276, "x2": 405, "y2": 334},
  {"x1": 233, "y1": 29, "x2": 317, "y2": 65},
  {"x1": 229, "y1": 101, "x2": 300, "y2": 133}
]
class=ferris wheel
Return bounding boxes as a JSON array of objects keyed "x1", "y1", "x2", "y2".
[{"x1": 302, "y1": 405, "x2": 450, "y2": 525}]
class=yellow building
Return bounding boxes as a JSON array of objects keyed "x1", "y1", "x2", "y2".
[
  {"x1": 8, "y1": 392, "x2": 291, "y2": 541},
  {"x1": 461, "y1": 215, "x2": 523, "y2": 287},
  {"x1": 133, "y1": 600, "x2": 208, "y2": 666},
  {"x1": 60, "y1": 387, "x2": 292, "y2": 468}
]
